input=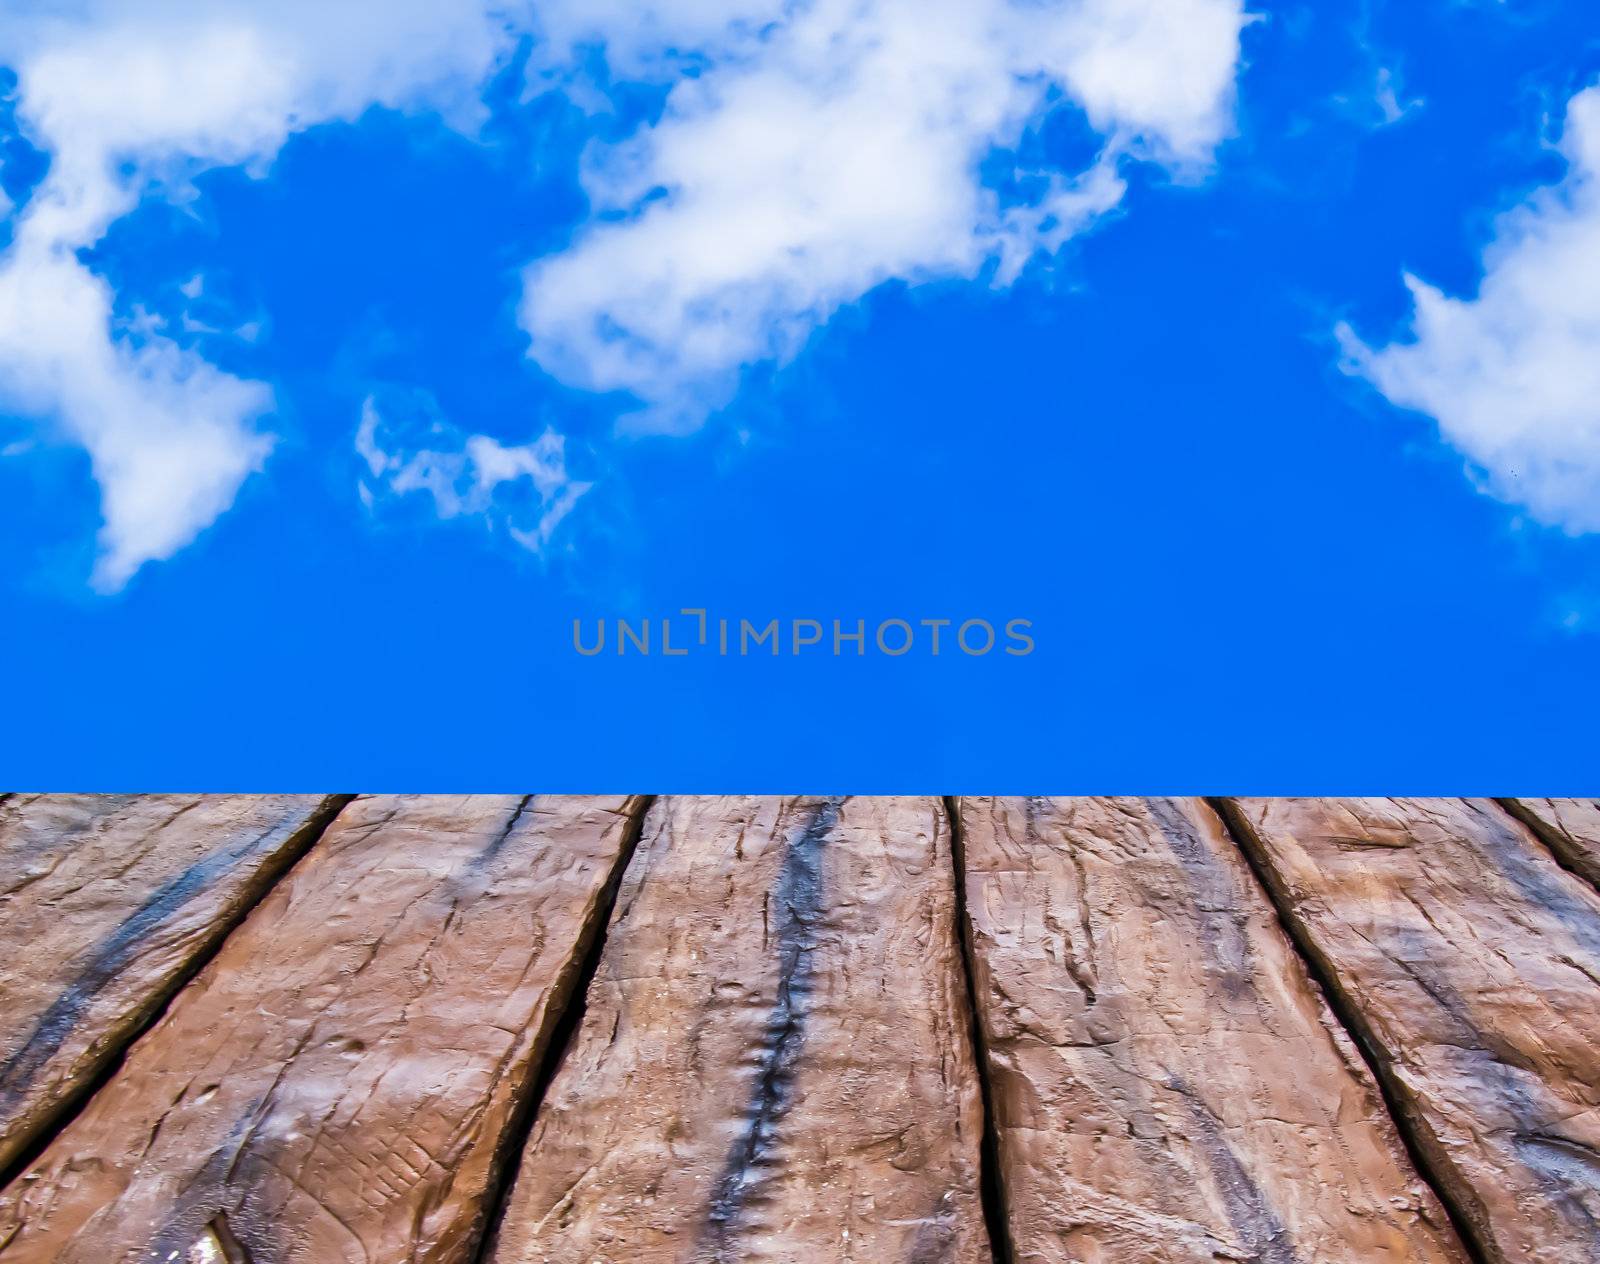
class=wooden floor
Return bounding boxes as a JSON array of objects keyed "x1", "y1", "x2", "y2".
[{"x1": 0, "y1": 795, "x2": 1596, "y2": 1263}]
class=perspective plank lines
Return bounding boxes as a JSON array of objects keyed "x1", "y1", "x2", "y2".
[
  {"x1": 958, "y1": 797, "x2": 1467, "y2": 1263},
  {"x1": 1221, "y1": 797, "x2": 1600, "y2": 1264},
  {"x1": 489, "y1": 796, "x2": 990, "y2": 1263},
  {"x1": 0, "y1": 793, "x2": 347, "y2": 1175},
  {"x1": 0, "y1": 794, "x2": 647, "y2": 1263},
  {"x1": 0, "y1": 794, "x2": 1595, "y2": 1264}
]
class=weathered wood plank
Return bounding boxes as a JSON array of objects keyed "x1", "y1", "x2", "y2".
[
  {"x1": 490, "y1": 796, "x2": 989, "y2": 1264},
  {"x1": 1502, "y1": 798, "x2": 1600, "y2": 893},
  {"x1": 1221, "y1": 797, "x2": 1600, "y2": 1264},
  {"x1": 0, "y1": 793, "x2": 346, "y2": 1175},
  {"x1": 959, "y1": 797, "x2": 1467, "y2": 1264},
  {"x1": 0, "y1": 794, "x2": 646, "y2": 1264}
]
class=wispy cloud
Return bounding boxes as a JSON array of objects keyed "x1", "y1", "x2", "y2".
[
  {"x1": 356, "y1": 395, "x2": 590, "y2": 554},
  {"x1": 1373, "y1": 66, "x2": 1422, "y2": 127},
  {"x1": 1341, "y1": 85, "x2": 1600, "y2": 532},
  {"x1": 521, "y1": 0, "x2": 1249, "y2": 429}
]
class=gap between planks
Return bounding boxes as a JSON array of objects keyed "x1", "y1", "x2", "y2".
[
  {"x1": 467, "y1": 794, "x2": 656, "y2": 1264},
  {"x1": 944, "y1": 795, "x2": 1018, "y2": 1264},
  {"x1": 1493, "y1": 798, "x2": 1600, "y2": 896},
  {"x1": 1204, "y1": 797, "x2": 1493, "y2": 1264},
  {"x1": 0, "y1": 793, "x2": 357, "y2": 1197}
]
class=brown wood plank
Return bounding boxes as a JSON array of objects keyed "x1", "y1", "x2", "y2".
[
  {"x1": 0, "y1": 793, "x2": 346, "y2": 1174},
  {"x1": 0, "y1": 794, "x2": 646, "y2": 1263},
  {"x1": 959, "y1": 797, "x2": 1467, "y2": 1264},
  {"x1": 489, "y1": 796, "x2": 989, "y2": 1264},
  {"x1": 1221, "y1": 797, "x2": 1600, "y2": 1264},
  {"x1": 1502, "y1": 798, "x2": 1600, "y2": 892}
]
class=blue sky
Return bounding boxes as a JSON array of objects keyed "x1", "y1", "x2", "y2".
[{"x1": 1, "y1": 0, "x2": 1598, "y2": 791}]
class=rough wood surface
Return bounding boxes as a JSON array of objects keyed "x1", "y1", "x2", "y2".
[
  {"x1": 0, "y1": 793, "x2": 345, "y2": 1174},
  {"x1": 490, "y1": 795, "x2": 989, "y2": 1264},
  {"x1": 1502, "y1": 798, "x2": 1600, "y2": 893},
  {"x1": 1221, "y1": 797, "x2": 1600, "y2": 1264},
  {"x1": 0, "y1": 794, "x2": 646, "y2": 1264},
  {"x1": 958, "y1": 796, "x2": 1466, "y2": 1264}
]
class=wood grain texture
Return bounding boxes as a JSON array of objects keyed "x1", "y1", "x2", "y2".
[
  {"x1": 490, "y1": 796, "x2": 989, "y2": 1264},
  {"x1": 0, "y1": 793, "x2": 346, "y2": 1174},
  {"x1": 0, "y1": 794, "x2": 646, "y2": 1264},
  {"x1": 1502, "y1": 799, "x2": 1600, "y2": 893},
  {"x1": 959, "y1": 797, "x2": 1466, "y2": 1264},
  {"x1": 1221, "y1": 797, "x2": 1600, "y2": 1264}
]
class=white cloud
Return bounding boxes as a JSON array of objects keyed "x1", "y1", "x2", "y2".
[
  {"x1": 356, "y1": 396, "x2": 590, "y2": 553},
  {"x1": 0, "y1": 252, "x2": 274, "y2": 589},
  {"x1": 0, "y1": 1, "x2": 529, "y2": 588},
  {"x1": 1343, "y1": 85, "x2": 1600, "y2": 532},
  {"x1": 521, "y1": 0, "x2": 1248, "y2": 428},
  {"x1": 0, "y1": 0, "x2": 1248, "y2": 584}
]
